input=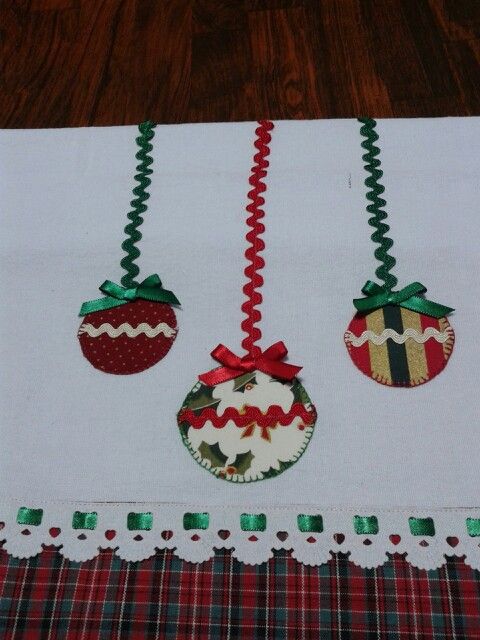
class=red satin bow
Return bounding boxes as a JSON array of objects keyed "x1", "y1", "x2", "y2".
[{"x1": 198, "y1": 341, "x2": 302, "y2": 386}]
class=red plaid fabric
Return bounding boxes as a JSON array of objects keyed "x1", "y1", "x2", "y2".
[{"x1": 1, "y1": 546, "x2": 479, "y2": 639}]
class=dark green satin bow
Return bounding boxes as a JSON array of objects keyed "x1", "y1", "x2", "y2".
[
  {"x1": 79, "y1": 274, "x2": 180, "y2": 316},
  {"x1": 353, "y1": 280, "x2": 453, "y2": 318}
]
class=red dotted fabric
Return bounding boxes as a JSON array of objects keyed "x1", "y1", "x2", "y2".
[{"x1": 78, "y1": 300, "x2": 177, "y2": 375}]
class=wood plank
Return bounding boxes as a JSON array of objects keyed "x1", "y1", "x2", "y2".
[{"x1": 0, "y1": 0, "x2": 478, "y2": 126}]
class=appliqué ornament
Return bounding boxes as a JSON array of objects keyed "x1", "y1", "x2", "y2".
[
  {"x1": 78, "y1": 122, "x2": 180, "y2": 375},
  {"x1": 178, "y1": 370, "x2": 316, "y2": 482},
  {"x1": 345, "y1": 307, "x2": 454, "y2": 387},
  {"x1": 79, "y1": 299, "x2": 177, "y2": 375}
]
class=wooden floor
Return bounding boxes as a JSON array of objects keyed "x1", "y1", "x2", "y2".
[{"x1": 1, "y1": 0, "x2": 479, "y2": 127}]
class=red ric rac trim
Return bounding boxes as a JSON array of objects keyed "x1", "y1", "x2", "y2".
[
  {"x1": 198, "y1": 121, "x2": 303, "y2": 387},
  {"x1": 178, "y1": 403, "x2": 316, "y2": 430},
  {"x1": 241, "y1": 120, "x2": 274, "y2": 358}
]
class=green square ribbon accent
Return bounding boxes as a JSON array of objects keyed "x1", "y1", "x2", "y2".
[
  {"x1": 240, "y1": 513, "x2": 267, "y2": 532},
  {"x1": 16, "y1": 507, "x2": 43, "y2": 526},
  {"x1": 127, "y1": 512, "x2": 153, "y2": 531},
  {"x1": 466, "y1": 518, "x2": 480, "y2": 537},
  {"x1": 409, "y1": 517, "x2": 435, "y2": 536},
  {"x1": 72, "y1": 511, "x2": 98, "y2": 530},
  {"x1": 353, "y1": 515, "x2": 379, "y2": 535},
  {"x1": 297, "y1": 514, "x2": 323, "y2": 533},
  {"x1": 183, "y1": 512, "x2": 210, "y2": 530}
]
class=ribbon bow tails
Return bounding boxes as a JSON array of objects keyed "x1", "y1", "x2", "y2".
[
  {"x1": 79, "y1": 274, "x2": 180, "y2": 316},
  {"x1": 353, "y1": 280, "x2": 453, "y2": 319},
  {"x1": 199, "y1": 342, "x2": 302, "y2": 386}
]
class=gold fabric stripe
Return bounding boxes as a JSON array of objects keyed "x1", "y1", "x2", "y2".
[
  {"x1": 400, "y1": 308, "x2": 428, "y2": 385},
  {"x1": 366, "y1": 310, "x2": 391, "y2": 385},
  {"x1": 439, "y1": 317, "x2": 453, "y2": 358}
]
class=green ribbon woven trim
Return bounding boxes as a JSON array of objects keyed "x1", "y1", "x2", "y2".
[
  {"x1": 353, "y1": 280, "x2": 453, "y2": 318},
  {"x1": 72, "y1": 511, "x2": 98, "y2": 530},
  {"x1": 17, "y1": 507, "x2": 43, "y2": 526},
  {"x1": 127, "y1": 512, "x2": 153, "y2": 531},
  {"x1": 354, "y1": 515, "x2": 379, "y2": 535},
  {"x1": 12, "y1": 508, "x2": 480, "y2": 539},
  {"x1": 466, "y1": 518, "x2": 480, "y2": 537},
  {"x1": 183, "y1": 512, "x2": 210, "y2": 531},
  {"x1": 240, "y1": 513, "x2": 267, "y2": 532},
  {"x1": 79, "y1": 273, "x2": 179, "y2": 316},
  {"x1": 297, "y1": 514, "x2": 323, "y2": 533},
  {"x1": 409, "y1": 517, "x2": 435, "y2": 536}
]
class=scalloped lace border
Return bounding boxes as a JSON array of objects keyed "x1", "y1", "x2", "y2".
[{"x1": 1, "y1": 501, "x2": 479, "y2": 569}]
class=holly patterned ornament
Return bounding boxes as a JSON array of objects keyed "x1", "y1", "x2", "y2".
[
  {"x1": 78, "y1": 123, "x2": 180, "y2": 375},
  {"x1": 344, "y1": 119, "x2": 454, "y2": 387},
  {"x1": 178, "y1": 350, "x2": 316, "y2": 482},
  {"x1": 177, "y1": 121, "x2": 317, "y2": 482}
]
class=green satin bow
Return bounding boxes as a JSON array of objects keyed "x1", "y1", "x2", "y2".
[
  {"x1": 353, "y1": 280, "x2": 453, "y2": 318},
  {"x1": 79, "y1": 274, "x2": 180, "y2": 316}
]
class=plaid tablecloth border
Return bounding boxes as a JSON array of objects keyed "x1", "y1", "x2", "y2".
[{"x1": 1, "y1": 546, "x2": 479, "y2": 639}]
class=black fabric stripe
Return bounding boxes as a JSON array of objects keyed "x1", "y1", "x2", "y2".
[{"x1": 383, "y1": 305, "x2": 410, "y2": 385}]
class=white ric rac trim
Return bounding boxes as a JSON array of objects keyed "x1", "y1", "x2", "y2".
[
  {"x1": 345, "y1": 327, "x2": 452, "y2": 347},
  {"x1": 78, "y1": 322, "x2": 177, "y2": 339}
]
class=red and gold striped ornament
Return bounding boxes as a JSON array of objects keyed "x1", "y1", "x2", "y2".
[
  {"x1": 348, "y1": 118, "x2": 455, "y2": 388},
  {"x1": 344, "y1": 306, "x2": 454, "y2": 387}
]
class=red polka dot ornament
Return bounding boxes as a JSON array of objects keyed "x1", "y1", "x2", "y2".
[{"x1": 78, "y1": 122, "x2": 180, "y2": 375}]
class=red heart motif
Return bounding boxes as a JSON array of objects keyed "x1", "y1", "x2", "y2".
[
  {"x1": 49, "y1": 527, "x2": 61, "y2": 538},
  {"x1": 248, "y1": 535, "x2": 258, "y2": 542},
  {"x1": 191, "y1": 534, "x2": 200, "y2": 541},
  {"x1": 161, "y1": 530, "x2": 173, "y2": 541},
  {"x1": 389, "y1": 534, "x2": 401, "y2": 545},
  {"x1": 446, "y1": 536, "x2": 459, "y2": 548},
  {"x1": 217, "y1": 530, "x2": 230, "y2": 540},
  {"x1": 276, "y1": 531, "x2": 288, "y2": 542},
  {"x1": 105, "y1": 530, "x2": 116, "y2": 541},
  {"x1": 333, "y1": 533, "x2": 345, "y2": 544},
  {"x1": 306, "y1": 536, "x2": 316, "y2": 543}
]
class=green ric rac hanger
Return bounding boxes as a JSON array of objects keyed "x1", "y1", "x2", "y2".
[
  {"x1": 79, "y1": 121, "x2": 179, "y2": 316},
  {"x1": 353, "y1": 117, "x2": 453, "y2": 319}
]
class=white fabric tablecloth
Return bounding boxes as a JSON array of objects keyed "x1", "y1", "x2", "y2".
[{"x1": 1, "y1": 118, "x2": 478, "y2": 510}]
